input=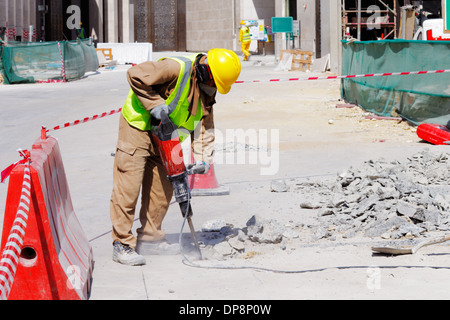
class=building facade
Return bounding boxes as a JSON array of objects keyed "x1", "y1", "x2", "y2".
[{"x1": 1, "y1": 0, "x2": 344, "y2": 71}]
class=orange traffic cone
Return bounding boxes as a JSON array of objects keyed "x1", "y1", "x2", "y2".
[
  {"x1": 181, "y1": 138, "x2": 230, "y2": 196},
  {"x1": 188, "y1": 161, "x2": 230, "y2": 196}
]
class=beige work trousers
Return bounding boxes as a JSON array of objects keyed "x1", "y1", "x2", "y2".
[
  {"x1": 110, "y1": 114, "x2": 174, "y2": 248},
  {"x1": 241, "y1": 42, "x2": 251, "y2": 61}
]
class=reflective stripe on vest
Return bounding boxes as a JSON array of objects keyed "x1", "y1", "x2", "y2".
[
  {"x1": 242, "y1": 27, "x2": 251, "y2": 43},
  {"x1": 164, "y1": 55, "x2": 203, "y2": 133},
  {"x1": 122, "y1": 54, "x2": 203, "y2": 138}
]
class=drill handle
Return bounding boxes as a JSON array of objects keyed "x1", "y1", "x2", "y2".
[
  {"x1": 186, "y1": 162, "x2": 210, "y2": 175},
  {"x1": 151, "y1": 108, "x2": 178, "y2": 141}
]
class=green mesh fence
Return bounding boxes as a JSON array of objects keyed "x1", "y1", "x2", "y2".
[
  {"x1": 341, "y1": 40, "x2": 450, "y2": 126},
  {"x1": 0, "y1": 39, "x2": 99, "y2": 84}
]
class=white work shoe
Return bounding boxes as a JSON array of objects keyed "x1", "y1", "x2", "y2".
[
  {"x1": 136, "y1": 239, "x2": 180, "y2": 255},
  {"x1": 112, "y1": 241, "x2": 146, "y2": 266}
]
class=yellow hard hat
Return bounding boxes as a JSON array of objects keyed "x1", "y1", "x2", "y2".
[
  {"x1": 240, "y1": 20, "x2": 246, "y2": 25},
  {"x1": 207, "y1": 48, "x2": 241, "y2": 95}
]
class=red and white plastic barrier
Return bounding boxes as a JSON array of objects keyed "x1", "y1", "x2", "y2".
[
  {"x1": 22, "y1": 29, "x2": 39, "y2": 42},
  {"x1": 0, "y1": 137, "x2": 94, "y2": 300},
  {"x1": 0, "y1": 151, "x2": 31, "y2": 300},
  {"x1": 5, "y1": 27, "x2": 16, "y2": 41}
]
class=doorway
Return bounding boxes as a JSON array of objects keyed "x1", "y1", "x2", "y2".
[{"x1": 135, "y1": 0, "x2": 186, "y2": 51}]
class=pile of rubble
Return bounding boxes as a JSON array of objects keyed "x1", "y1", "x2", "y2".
[
  {"x1": 200, "y1": 215, "x2": 298, "y2": 260},
  {"x1": 295, "y1": 149, "x2": 450, "y2": 240},
  {"x1": 202, "y1": 149, "x2": 450, "y2": 259}
]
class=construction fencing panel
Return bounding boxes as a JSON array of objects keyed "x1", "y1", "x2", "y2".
[
  {"x1": 0, "y1": 39, "x2": 98, "y2": 84},
  {"x1": 341, "y1": 40, "x2": 450, "y2": 126}
]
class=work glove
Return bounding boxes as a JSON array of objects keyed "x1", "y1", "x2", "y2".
[
  {"x1": 150, "y1": 104, "x2": 169, "y2": 121},
  {"x1": 187, "y1": 161, "x2": 210, "y2": 175},
  {"x1": 150, "y1": 104, "x2": 178, "y2": 140}
]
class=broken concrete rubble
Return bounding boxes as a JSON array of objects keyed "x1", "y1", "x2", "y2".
[
  {"x1": 270, "y1": 180, "x2": 289, "y2": 192},
  {"x1": 294, "y1": 149, "x2": 450, "y2": 240},
  {"x1": 200, "y1": 215, "x2": 298, "y2": 259},
  {"x1": 246, "y1": 215, "x2": 284, "y2": 244},
  {"x1": 202, "y1": 149, "x2": 450, "y2": 260}
]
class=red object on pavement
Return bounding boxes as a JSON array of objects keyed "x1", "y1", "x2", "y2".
[{"x1": 417, "y1": 123, "x2": 450, "y2": 145}]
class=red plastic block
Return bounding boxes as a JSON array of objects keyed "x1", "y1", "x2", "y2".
[
  {"x1": 417, "y1": 123, "x2": 450, "y2": 146},
  {"x1": 0, "y1": 137, "x2": 93, "y2": 300}
]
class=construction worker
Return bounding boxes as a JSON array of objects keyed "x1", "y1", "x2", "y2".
[
  {"x1": 239, "y1": 20, "x2": 251, "y2": 61},
  {"x1": 76, "y1": 22, "x2": 86, "y2": 39},
  {"x1": 110, "y1": 49, "x2": 241, "y2": 266}
]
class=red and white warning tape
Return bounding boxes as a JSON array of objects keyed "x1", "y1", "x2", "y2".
[
  {"x1": 57, "y1": 42, "x2": 66, "y2": 82},
  {"x1": 235, "y1": 69, "x2": 450, "y2": 84},
  {"x1": 45, "y1": 108, "x2": 123, "y2": 133},
  {"x1": 31, "y1": 68, "x2": 450, "y2": 135},
  {"x1": 0, "y1": 150, "x2": 31, "y2": 300},
  {"x1": 41, "y1": 68, "x2": 450, "y2": 133}
]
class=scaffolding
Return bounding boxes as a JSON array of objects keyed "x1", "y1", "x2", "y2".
[{"x1": 342, "y1": 0, "x2": 398, "y2": 40}]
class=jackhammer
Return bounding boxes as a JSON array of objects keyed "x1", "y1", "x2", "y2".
[{"x1": 151, "y1": 110, "x2": 207, "y2": 260}]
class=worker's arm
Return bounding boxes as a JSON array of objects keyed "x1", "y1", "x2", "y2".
[
  {"x1": 239, "y1": 28, "x2": 243, "y2": 42},
  {"x1": 126, "y1": 59, "x2": 180, "y2": 112},
  {"x1": 192, "y1": 109, "x2": 215, "y2": 164}
]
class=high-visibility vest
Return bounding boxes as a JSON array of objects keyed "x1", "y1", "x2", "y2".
[
  {"x1": 240, "y1": 26, "x2": 251, "y2": 43},
  {"x1": 122, "y1": 54, "x2": 203, "y2": 141}
]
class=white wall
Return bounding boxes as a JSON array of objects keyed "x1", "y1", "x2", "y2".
[{"x1": 186, "y1": 0, "x2": 235, "y2": 51}]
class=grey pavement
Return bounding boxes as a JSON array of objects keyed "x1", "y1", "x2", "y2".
[{"x1": 1, "y1": 51, "x2": 449, "y2": 302}]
